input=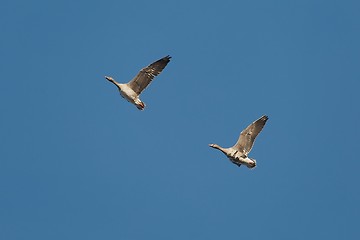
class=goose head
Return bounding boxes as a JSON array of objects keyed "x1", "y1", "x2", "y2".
[
  {"x1": 105, "y1": 76, "x2": 121, "y2": 90},
  {"x1": 105, "y1": 76, "x2": 115, "y2": 82},
  {"x1": 209, "y1": 144, "x2": 225, "y2": 152},
  {"x1": 208, "y1": 143, "x2": 219, "y2": 149}
]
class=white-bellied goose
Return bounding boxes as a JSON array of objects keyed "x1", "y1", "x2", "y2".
[
  {"x1": 209, "y1": 115, "x2": 268, "y2": 168},
  {"x1": 105, "y1": 55, "x2": 171, "y2": 110}
]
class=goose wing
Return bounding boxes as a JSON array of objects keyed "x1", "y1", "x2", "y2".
[
  {"x1": 233, "y1": 115, "x2": 268, "y2": 155},
  {"x1": 127, "y1": 55, "x2": 171, "y2": 95}
]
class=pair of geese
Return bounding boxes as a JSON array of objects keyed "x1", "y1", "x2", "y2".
[{"x1": 105, "y1": 56, "x2": 268, "y2": 168}]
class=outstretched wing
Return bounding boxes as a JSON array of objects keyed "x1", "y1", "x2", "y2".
[
  {"x1": 233, "y1": 115, "x2": 268, "y2": 155},
  {"x1": 127, "y1": 55, "x2": 171, "y2": 95}
]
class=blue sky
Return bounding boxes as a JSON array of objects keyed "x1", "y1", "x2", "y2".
[{"x1": 1, "y1": 0, "x2": 359, "y2": 239}]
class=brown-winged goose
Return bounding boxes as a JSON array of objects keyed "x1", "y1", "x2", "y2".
[
  {"x1": 105, "y1": 55, "x2": 171, "y2": 110},
  {"x1": 209, "y1": 115, "x2": 268, "y2": 168}
]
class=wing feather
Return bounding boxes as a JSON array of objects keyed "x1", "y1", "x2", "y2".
[
  {"x1": 127, "y1": 55, "x2": 171, "y2": 95},
  {"x1": 233, "y1": 115, "x2": 268, "y2": 155}
]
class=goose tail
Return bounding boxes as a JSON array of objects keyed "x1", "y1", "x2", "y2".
[{"x1": 136, "y1": 101, "x2": 146, "y2": 110}]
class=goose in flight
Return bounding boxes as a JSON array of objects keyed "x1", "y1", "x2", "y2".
[
  {"x1": 209, "y1": 115, "x2": 268, "y2": 168},
  {"x1": 105, "y1": 55, "x2": 171, "y2": 110}
]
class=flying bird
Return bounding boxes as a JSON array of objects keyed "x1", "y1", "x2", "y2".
[
  {"x1": 209, "y1": 115, "x2": 268, "y2": 168},
  {"x1": 105, "y1": 55, "x2": 171, "y2": 110}
]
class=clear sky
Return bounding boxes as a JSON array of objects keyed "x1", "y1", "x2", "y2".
[{"x1": 1, "y1": 0, "x2": 359, "y2": 239}]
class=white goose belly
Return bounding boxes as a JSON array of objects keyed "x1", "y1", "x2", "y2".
[
  {"x1": 118, "y1": 84, "x2": 139, "y2": 103},
  {"x1": 228, "y1": 151, "x2": 257, "y2": 168}
]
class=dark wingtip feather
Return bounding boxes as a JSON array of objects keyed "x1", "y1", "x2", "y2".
[{"x1": 163, "y1": 55, "x2": 172, "y2": 61}]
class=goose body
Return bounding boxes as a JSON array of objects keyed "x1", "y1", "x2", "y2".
[
  {"x1": 105, "y1": 55, "x2": 171, "y2": 110},
  {"x1": 209, "y1": 115, "x2": 268, "y2": 168}
]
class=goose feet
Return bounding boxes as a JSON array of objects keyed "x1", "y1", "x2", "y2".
[{"x1": 136, "y1": 101, "x2": 145, "y2": 110}]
